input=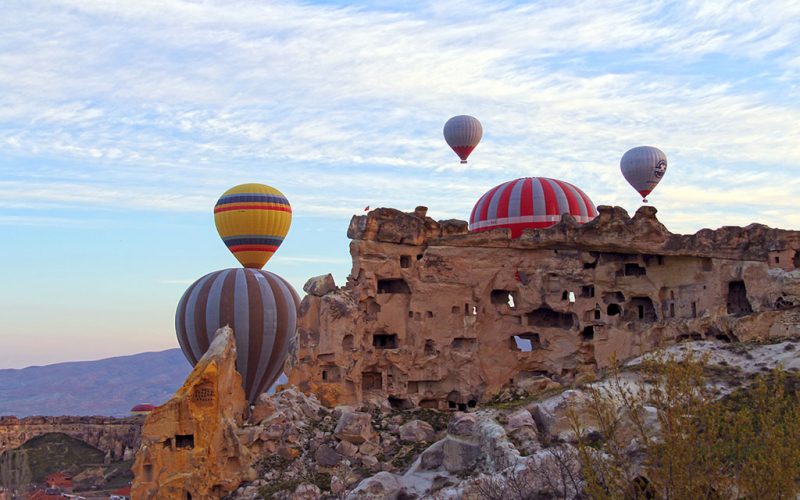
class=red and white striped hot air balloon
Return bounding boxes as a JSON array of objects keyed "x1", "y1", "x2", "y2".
[
  {"x1": 443, "y1": 115, "x2": 482, "y2": 163},
  {"x1": 470, "y1": 177, "x2": 597, "y2": 238}
]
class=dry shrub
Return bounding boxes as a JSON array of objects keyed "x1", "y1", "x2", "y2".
[{"x1": 570, "y1": 353, "x2": 800, "y2": 499}]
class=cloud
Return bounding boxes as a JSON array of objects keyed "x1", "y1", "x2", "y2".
[
  {"x1": 0, "y1": 214, "x2": 90, "y2": 227},
  {"x1": 0, "y1": 0, "x2": 798, "y2": 235}
]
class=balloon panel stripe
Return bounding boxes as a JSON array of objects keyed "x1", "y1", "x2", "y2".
[
  {"x1": 551, "y1": 179, "x2": 577, "y2": 215},
  {"x1": 218, "y1": 270, "x2": 238, "y2": 353},
  {"x1": 216, "y1": 194, "x2": 290, "y2": 205},
  {"x1": 224, "y1": 236, "x2": 283, "y2": 246},
  {"x1": 487, "y1": 180, "x2": 512, "y2": 221},
  {"x1": 251, "y1": 271, "x2": 277, "y2": 401},
  {"x1": 507, "y1": 179, "x2": 524, "y2": 218},
  {"x1": 257, "y1": 272, "x2": 286, "y2": 397},
  {"x1": 204, "y1": 271, "x2": 228, "y2": 351},
  {"x1": 495, "y1": 180, "x2": 516, "y2": 219},
  {"x1": 223, "y1": 235, "x2": 284, "y2": 243},
  {"x1": 267, "y1": 276, "x2": 297, "y2": 393},
  {"x1": 539, "y1": 178, "x2": 559, "y2": 216},
  {"x1": 258, "y1": 273, "x2": 291, "y2": 397},
  {"x1": 214, "y1": 203, "x2": 292, "y2": 214},
  {"x1": 229, "y1": 270, "x2": 248, "y2": 391},
  {"x1": 176, "y1": 280, "x2": 199, "y2": 365},
  {"x1": 184, "y1": 271, "x2": 217, "y2": 361},
  {"x1": 531, "y1": 178, "x2": 546, "y2": 217},
  {"x1": 478, "y1": 183, "x2": 505, "y2": 222},
  {"x1": 193, "y1": 272, "x2": 220, "y2": 357},
  {"x1": 227, "y1": 244, "x2": 280, "y2": 252}
]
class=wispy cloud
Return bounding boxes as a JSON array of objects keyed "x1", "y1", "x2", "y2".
[
  {"x1": 0, "y1": 0, "x2": 798, "y2": 234},
  {"x1": 0, "y1": 214, "x2": 90, "y2": 227}
]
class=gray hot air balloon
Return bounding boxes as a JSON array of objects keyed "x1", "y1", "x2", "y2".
[
  {"x1": 443, "y1": 115, "x2": 483, "y2": 163},
  {"x1": 620, "y1": 146, "x2": 668, "y2": 203},
  {"x1": 175, "y1": 268, "x2": 300, "y2": 402}
]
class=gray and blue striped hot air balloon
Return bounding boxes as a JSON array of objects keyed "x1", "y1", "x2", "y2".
[{"x1": 175, "y1": 268, "x2": 300, "y2": 402}]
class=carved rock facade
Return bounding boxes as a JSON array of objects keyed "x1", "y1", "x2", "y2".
[
  {"x1": 131, "y1": 327, "x2": 255, "y2": 499},
  {"x1": 288, "y1": 205, "x2": 800, "y2": 410},
  {"x1": 0, "y1": 416, "x2": 141, "y2": 460}
]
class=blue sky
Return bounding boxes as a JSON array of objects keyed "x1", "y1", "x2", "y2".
[{"x1": 1, "y1": 0, "x2": 799, "y2": 368}]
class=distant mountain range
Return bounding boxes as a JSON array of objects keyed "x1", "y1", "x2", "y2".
[
  {"x1": 0, "y1": 349, "x2": 192, "y2": 417},
  {"x1": 0, "y1": 349, "x2": 290, "y2": 417}
]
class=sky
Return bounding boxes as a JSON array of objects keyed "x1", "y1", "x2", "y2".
[{"x1": 1, "y1": 0, "x2": 799, "y2": 368}]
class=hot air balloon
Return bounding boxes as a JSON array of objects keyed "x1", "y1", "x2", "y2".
[
  {"x1": 214, "y1": 183, "x2": 292, "y2": 269},
  {"x1": 620, "y1": 146, "x2": 668, "y2": 203},
  {"x1": 470, "y1": 177, "x2": 597, "y2": 238},
  {"x1": 175, "y1": 268, "x2": 300, "y2": 402},
  {"x1": 443, "y1": 115, "x2": 482, "y2": 163}
]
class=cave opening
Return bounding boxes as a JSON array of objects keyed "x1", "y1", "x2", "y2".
[
  {"x1": 373, "y1": 333, "x2": 398, "y2": 349},
  {"x1": 175, "y1": 434, "x2": 194, "y2": 449},
  {"x1": 726, "y1": 281, "x2": 753, "y2": 316},
  {"x1": 511, "y1": 333, "x2": 541, "y2": 352},
  {"x1": 377, "y1": 278, "x2": 411, "y2": 294},
  {"x1": 629, "y1": 297, "x2": 657, "y2": 322},
  {"x1": 526, "y1": 307, "x2": 575, "y2": 329},
  {"x1": 624, "y1": 263, "x2": 647, "y2": 276}
]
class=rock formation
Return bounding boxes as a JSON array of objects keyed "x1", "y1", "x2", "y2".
[
  {"x1": 129, "y1": 205, "x2": 800, "y2": 498},
  {"x1": 229, "y1": 337, "x2": 800, "y2": 500},
  {"x1": 0, "y1": 415, "x2": 141, "y2": 461},
  {"x1": 288, "y1": 205, "x2": 800, "y2": 409},
  {"x1": 131, "y1": 327, "x2": 255, "y2": 499}
]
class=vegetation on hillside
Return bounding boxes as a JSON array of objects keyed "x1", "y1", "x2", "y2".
[
  {"x1": 0, "y1": 432, "x2": 134, "y2": 494},
  {"x1": 572, "y1": 354, "x2": 800, "y2": 499}
]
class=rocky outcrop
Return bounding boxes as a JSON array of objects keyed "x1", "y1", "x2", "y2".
[
  {"x1": 0, "y1": 416, "x2": 141, "y2": 461},
  {"x1": 222, "y1": 336, "x2": 800, "y2": 499},
  {"x1": 131, "y1": 327, "x2": 255, "y2": 499},
  {"x1": 288, "y1": 205, "x2": 800, "y2": 409}
]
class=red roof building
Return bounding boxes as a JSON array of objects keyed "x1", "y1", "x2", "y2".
[
  {"x1": 130, "y1": 403, "x2": 156, "y2": 415},
  {"x1": 45, "y1": 472, "x2": 73, "y2": 493}
]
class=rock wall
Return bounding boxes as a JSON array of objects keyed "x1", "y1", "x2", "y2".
[
  {"x1": 0, "y1": 415, "x2": 141, "y2": 460},
  {"x1": 131, "y1": 327, "x2": 255, "y2": 499},
  {"x1": 287, "y1": 205, "x2": 800, "y2": 409}
]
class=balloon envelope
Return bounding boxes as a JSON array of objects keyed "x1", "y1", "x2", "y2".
[
  {"x1": 214, "y1": 183, "x2": 292, "y2": 269},
  {"x1": 470, "y1": 177, "x2": 597, "y2": 238},
  {"x1": 175, "y1": 268, "x2": 300, "y2": 402},
  {"x1": 443, "y1": 115, "x2": 482, "y2": 163},
  {"x1": 620, "y1": 146, "x2": 667, "y2": 202}
]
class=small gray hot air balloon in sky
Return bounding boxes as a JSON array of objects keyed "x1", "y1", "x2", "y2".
[
  {"x1": 620, "y1": 146, "x2": 668, "y2": 203},
  {"x1": 443, "y1": 115, "x2": 482, "y2": 163}
]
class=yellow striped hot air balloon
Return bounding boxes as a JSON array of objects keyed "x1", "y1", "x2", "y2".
[{"x1": 214, "y1": 183, "x2": 292, "y2": 269}]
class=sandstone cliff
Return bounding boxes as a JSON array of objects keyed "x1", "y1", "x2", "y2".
[
  {"x1": 287, "y1": 205, "x2": 800, "y2": 409},
  {"x1": 132, "y1": 327, "x2": 255, "y2": 499},
  {"x1": 0, "y1": 415, "x2": 141, "y2": 461}
]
